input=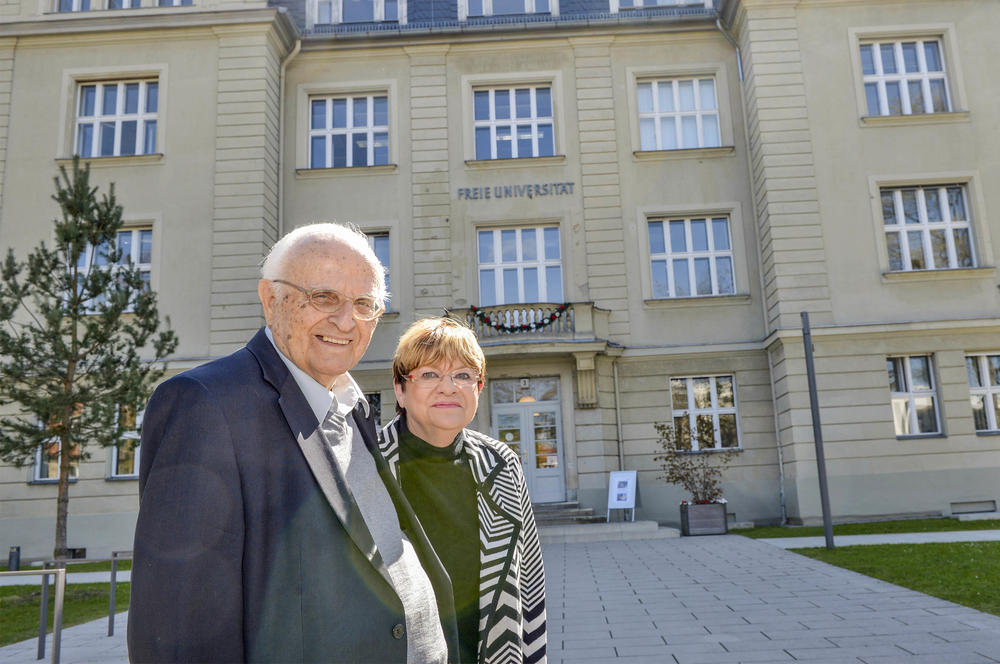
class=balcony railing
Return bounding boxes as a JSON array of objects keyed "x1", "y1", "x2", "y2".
[{"x1": 450, "y1": 302, "x2": 609, "y2": 343}]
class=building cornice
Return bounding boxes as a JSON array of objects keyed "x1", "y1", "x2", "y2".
[{"x1": 0, "y1": 6, "x2": 296, "y2": 49}]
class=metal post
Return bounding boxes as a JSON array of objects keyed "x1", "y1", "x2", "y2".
[
  {"x1": 801, "y1": 312, "x2": 835, "y2": 549},
  {"x1": 8, "y1": 545, "x2": 20, "y2": 571},
  {"x1": 38, "y1": 562, "x2": 50, "y2": 660},
  {"x1": 108, "y1": 555, "x2": 118, "y2": 636},
  {"x1": 52, "y1": 568, "x2": 65, "y2": 664}
]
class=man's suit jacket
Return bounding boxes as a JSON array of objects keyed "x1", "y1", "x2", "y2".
[{"x1": 128, "y1": 329, "x2": 458, "y2": 663}]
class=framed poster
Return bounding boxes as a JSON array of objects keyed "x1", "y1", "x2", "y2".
[{"x1": 606, "y1": 470, "x2": 638, "y2": 521}]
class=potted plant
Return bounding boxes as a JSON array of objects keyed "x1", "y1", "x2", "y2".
[{"x1": 653, "y1": 420, "x2": 737, "y2": 536}]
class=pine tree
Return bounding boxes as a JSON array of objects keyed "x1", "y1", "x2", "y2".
[{"x1": 0, "y1": 157, "x2": 178, "y2": 559}]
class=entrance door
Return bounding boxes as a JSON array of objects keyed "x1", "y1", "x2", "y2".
[{"x1": 493, "y1": 402, "x2": 565, "y2": 503}]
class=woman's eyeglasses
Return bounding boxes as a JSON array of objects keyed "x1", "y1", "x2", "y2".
[{"x1": 405, "y1": 369, "x2": 481, "y2": 389}]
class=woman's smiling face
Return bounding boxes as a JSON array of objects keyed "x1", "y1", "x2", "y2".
[{"x1": 394, "y1": 361, "x2": 483, "y2": 447}]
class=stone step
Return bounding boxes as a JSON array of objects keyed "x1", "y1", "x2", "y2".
[{"x1": 538, "y1": 520, "x2": 681, "y2": 544}]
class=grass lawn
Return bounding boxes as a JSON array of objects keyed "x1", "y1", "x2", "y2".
[
  {"x1": 734, "y1": 517, "x2": 1000, "y2": 539},
  {"x1": 1, "y1": 560, "x2": 131, "y2": 573},
  {"x1": 793, "y1": 541, "x2": 1000, "y2": 617},
  {"x1": 0, "y1": 582, "x2": 130, "y2": 648}
]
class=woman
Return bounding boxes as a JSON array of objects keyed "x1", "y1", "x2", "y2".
[{"x1": 379, "y1": 317, "x2": 547, "y2": 664}]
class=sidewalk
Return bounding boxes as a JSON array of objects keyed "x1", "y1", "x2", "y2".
[{"x1": 4, "y1": 532, "x2": 1000, "y2": 663}]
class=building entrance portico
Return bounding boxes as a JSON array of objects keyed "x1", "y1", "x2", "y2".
[{"x1": 490, "y1": 377, "x2": 565, "y2": 503}]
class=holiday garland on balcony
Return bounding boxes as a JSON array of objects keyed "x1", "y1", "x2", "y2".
[{"x1": 469, "y1": 304, "x2": 568, "y2": 333}]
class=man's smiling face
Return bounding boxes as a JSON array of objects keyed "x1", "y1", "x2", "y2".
[{"x1": 258, "y1": 238, "x2": 380, "y2": 389}]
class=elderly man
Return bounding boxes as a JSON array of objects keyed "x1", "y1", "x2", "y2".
[{"x1": 128, "y1": 224, "x2": 457, "y2": 663}]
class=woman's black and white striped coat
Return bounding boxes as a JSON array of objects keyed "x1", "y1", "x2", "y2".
[{"x1": 379, "y1": 416, "x2": 547, "y2": 664}]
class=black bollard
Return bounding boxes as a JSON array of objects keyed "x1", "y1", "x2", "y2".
[{"x1": 7, "y1": 545, "x2": 19, "y2": 571}]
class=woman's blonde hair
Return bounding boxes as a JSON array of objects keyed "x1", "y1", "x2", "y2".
[{"x1": 392, "y1": 317, "x2": 486, "y2": 387}]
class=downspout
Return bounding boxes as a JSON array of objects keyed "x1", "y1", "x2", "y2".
[
  {"x1": 612, "y1": 359, "x2": 624, "y2": 471},
  {"x1": 278, "y1": 38, "x2": 302, "y2": 239},
  {"x1": 716, "y1": 12, "x2": 788, "y2": 522}
]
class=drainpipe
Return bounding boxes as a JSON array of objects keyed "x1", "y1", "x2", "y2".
[
  {"x1": 715, "y1": 18, "x2": 743, "y2": 82},
  {"x1": 277, "y1": 38, "x2": 302, "y2": 239},
  {"x1": 767, "y1": 349, "x2": 789, "y2": 525},
  {"x1": 612, "y1": 359, "x2": 625, "y2": 471}
]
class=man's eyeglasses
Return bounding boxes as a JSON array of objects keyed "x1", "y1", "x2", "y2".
[
  {"x1": 271, "y1": 279, "x2": 384, "y2": 321},
  {"x1": 405, "y1": 368, "x2": 481, "y2": 389}
]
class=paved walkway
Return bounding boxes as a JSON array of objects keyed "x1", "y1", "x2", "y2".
[{"x1": 4, "y1": 533, "x2": 1000, "y2": 663}]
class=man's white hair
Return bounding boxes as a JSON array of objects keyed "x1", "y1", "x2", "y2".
[{"x1": 260, "y1": 222, "x2": 388, "y2": 307}]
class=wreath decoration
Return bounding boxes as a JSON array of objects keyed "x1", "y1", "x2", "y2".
[{"x1": 469, "y1": 304, "x2": 568, "y2": 333}]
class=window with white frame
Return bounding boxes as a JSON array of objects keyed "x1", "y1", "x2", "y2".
[
  {"x1": 466, "y1": 0, "x2": 549, "y2": 17},
  {"x1": 368, "y1": 232, "x2": 391, "y2": 310},
  {"x1": 158, "y1": 0, "x2": 193, "y2": 5},
  {"x1": 617, "y1": 0, "x2": 705, "y2": 11},
  {"x1": 967, "y1": 354, "x2": 1000, "y2": 433},
  {"x1": 860, "y1": 39, "x2": 950, "y2": 117},
  {"x1": 888, "y1": 355, "x2": 940, "y2": 436},
  {"x1": 473, "y1": 86, "x2": 554, "y2": 160},
  {"x1": 77, "y1": 228, "x2": 153, "y2": 311},
  {"x1": 33, "y1": 442, "x2": 80, "y2": 482},
  {"x1": 648, "y1": 216, "x2": 734, "y2": 298},
  {"x1": 316, "y1": 0, "x2": 399, "y2": 23},
  {"x1": 57, "y1": 0, "x2": 89, "y2": 11},
  {"x1": 478, "y1": 226, "x2": 562, "y2": 306},
  {"x1": 309, "y1": 94, "x2": 389, "y2": 168},
  {"x1": 109, "y1": 0, "x2": 142, "y2": 8},
  {"x1": 76, "y1": 80, "x2": 158, "y2": 158},
  {"x1": 111, "y1": 406, "x2": 142, "y2": 478},
  {"x1": 669, "y1": 375, "x2": 739, "y2": 451},
  {"x1": 637, "y1": 77, "x2": 720, "y2": 151},
  {"x1": 880, "y1": 184, "x2": 974, "y2": 271}
]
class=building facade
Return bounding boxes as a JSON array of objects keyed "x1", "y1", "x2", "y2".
[{"x1": 0, "y1": 0, "x2": 997, "y2": 559}]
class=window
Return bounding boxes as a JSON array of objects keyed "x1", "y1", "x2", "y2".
[
  {"x1": 57, "y1": 0, "x2": 89, "y2": 11},
  {"x1": 110, "y1": 0, "x2": 142, "y2": 7},
  {"x1": 364, "y1": 392, "x2": 382, "y2": 424},
  {"x1": 34, "y1": 443, "x2": 80, "y2": 482},
  {"x1": 473, "y1": 86, "x2": 554, "y2": 160},
  {"x1": 466, "y1": 0, "x2": 549, "y2": 17},
  {"x1": 648, "y1": 217, "x2": 734, "y2": 298},
  {"x1": 478, "y1": 226, "x2": 562, "y2": 306},
  {"x1": 880, "y1": 184, "x2": 974, "y2": 271},
  {"x1": 888, "y1": 355, "x2": 940, "y2": 436},
  {"x1": 860, "y1": 39, "x2": 950, "y2": 116},
  {"x1": 316, "y1": 0, "x2": 399, "y2": 23},
  {"x1": 111, "y1": 406, "x2": 142, "y2": 478},
  {"x1": 76, "y1": 227, "x2": 153, "y2": 311},
  {"x1": 158, "y1": 0, "x2": 193, "y2": 5},
  {"x1": 637, "y1": 78, "x2": 720, "y2": 151},
  {"x1": 309, "y1": 95, "x2": 389, "y2": 168},
  {"x1": 76, "y1": 80, "x2": 158, "y2": 158},
  {"x1": 368, "y1": 232, "x2": 391, "y2": 310},
  {"x1": 669, "y1": 375, "x2": 739, "y2": 450},
  {"x1": 967, "y1": 354, "x2": 1000, "y2": 433},
  {"x1": 618, "y1": 0, "x2": 705, "y2": 10}
]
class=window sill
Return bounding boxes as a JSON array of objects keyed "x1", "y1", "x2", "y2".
[
  {"x1": 643, "y1": 293, "x2": 751, "y2": 309},
  {"x1": 295, "y1": 164, "x2": 398, "y2": 179},
  {"x1": 860, "y1": 111, "x2": 970, "y2": 128},
  {"x1": 106, "y1": 475, "x2": 138, "y2": 481},
  {"x1": 896, "y1": 433, "x2": 945, "y2": 440},
  {"x1": 633, "y1": 146, "x2": 735, "y2": 162},
  {"x1": 464, "y1": 155, "x2": 566, "y2": 170},
  {"x1": 28, "y1": 478, "x2": 79, "y2": 485},
  {"x1": 56, "y1": 154, "x2": 163, "y2": 168},
  {"x1": 881, "y1": 266, "x2": 995, "y2": 284},
  {"x1": 976, "y1": 430, "x2": 1000, "y2": 437}
]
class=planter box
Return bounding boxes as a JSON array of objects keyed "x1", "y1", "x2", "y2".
[{"x1": 680, "y1": 502, "x2": 728, "y2": 536}]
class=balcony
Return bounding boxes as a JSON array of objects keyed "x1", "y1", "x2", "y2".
[{"x1": 449, "y1": 302, "x2": 611, "y2": 347}]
